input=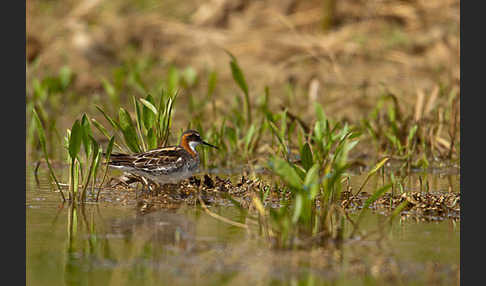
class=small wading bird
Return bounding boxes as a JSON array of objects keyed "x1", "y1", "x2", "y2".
[{"x1": 107, "y1": 130, "x2": 218, "y2": 192}]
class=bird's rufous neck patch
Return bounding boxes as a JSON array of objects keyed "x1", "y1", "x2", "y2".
[{"x1": 181, "y1": 134, "x2": 197, "y2": 158}]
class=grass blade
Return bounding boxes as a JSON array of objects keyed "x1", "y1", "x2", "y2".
[
  {"x1": 81, "y1": 136, "x2": 99, "y2": 202},
  {"x1": 361, "y1": 184, "x2": 392, "y2": 213},
  {"x1": 390, "y1": 201, "x2": 409, "y2": 220},
  {"x1": 90, "y1": 146, "x2": 103, "y2": 198},
  {"x1": 71, "y1": 159, "x2": 80, "y2": 201},
  {"x1": 343, "y1": 157, "x2": 390, "y2": 209},
  {"x1": 350, "y1": 183, "x2": 392, "y2": 237},
  {"x1": 32, "y1": 109, "x2": 65, "y2": 201},
  {"x1": 97, "y1": 136, "x2": 115, "y2": 201},
  {"x1": 90, "y1": 118, "x2": 124, "y2": 151},
  {"x1": 96, "y1": 105, "x2": 120, "y2": 130},
  {"x1": 133, "y1": 96, "x2": 146, "y2": 151},
  {"x1": 227, "y1": 51, "x2": 251, "y2": 124}
]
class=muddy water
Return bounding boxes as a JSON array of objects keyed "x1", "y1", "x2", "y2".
[{"x1": 26, "y1": 168, "x2": 459, "y2": 285}]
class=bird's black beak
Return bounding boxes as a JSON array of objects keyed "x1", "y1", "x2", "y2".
[{"x1": 202, "y1": 141, "x2": 218, "y2": 149}]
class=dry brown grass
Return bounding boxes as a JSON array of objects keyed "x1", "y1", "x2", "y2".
[{"x1": 27, "y1": 0, "x2": 459, "y2": 135}]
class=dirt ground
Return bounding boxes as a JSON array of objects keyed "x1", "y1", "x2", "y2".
[{"x1": 26, "y1": 0, "x2": 459, "y2": 123}]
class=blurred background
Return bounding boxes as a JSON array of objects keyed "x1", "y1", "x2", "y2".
[
  {"x1": 26, "y1": 0, "x2": 460, "y2": 162},
  {"x1": 26, "y1": 0, "x2": 459, "y2": 113}
]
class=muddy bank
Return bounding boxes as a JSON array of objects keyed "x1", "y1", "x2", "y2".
[{"x1": 96, "y1": 174, "x2": 460, "y2": 222}]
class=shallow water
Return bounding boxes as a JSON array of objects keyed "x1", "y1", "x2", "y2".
[{"x1": 26, "y1": 167, "x2": 460, "y2": 285}]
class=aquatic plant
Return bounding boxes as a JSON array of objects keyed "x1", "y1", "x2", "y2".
[
  {"x1": 94, "y1": 88, "x2": 178, "y2": 153},
  {"x1": 27, "y1": 66, "x2": 74, "y2": 159},
  {"x1": 361, "y1": 85, "x2": 460, "y2": 170},
  {"x1": 32, "y1": 107, "x2": 114, "y2": 203},
  {"x1": 260, "y1": 103, "x2": 389, "y2": 249}
]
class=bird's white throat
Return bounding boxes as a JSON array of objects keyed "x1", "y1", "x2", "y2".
[{"x1": 188, "y1": 141, "x2": 200, "y2": 153}]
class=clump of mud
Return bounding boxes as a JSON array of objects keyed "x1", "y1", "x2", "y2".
[
  {"x1": 99, "y1": 174, "x2": 460, "y2": 221},
  {"x1": 342, "y1": 190, "x2": 460, "y2": 221},
  {"x1": 99, "y1": 174, "x2": 266, "y2": 214}
]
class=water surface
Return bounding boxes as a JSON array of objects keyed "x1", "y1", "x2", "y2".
[{"x1": 26, "y1": 168, "x2": 459, "y2": 285}]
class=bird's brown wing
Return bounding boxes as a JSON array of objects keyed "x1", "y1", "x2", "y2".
[{"x1": 109, "y1": 146, "x2": 189, "y2": 173}]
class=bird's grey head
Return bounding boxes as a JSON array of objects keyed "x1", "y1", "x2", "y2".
[{"x1": 181, "y1": 130, "x2": 218, "y2": 152}]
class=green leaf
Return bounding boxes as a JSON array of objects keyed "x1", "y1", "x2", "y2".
[
  {"x1": 147, "y1": 128, "x2": 157, "y2": 150},
  {"x1": 105, "y1": 136, "x2": 115, "y2": 159},
  {"x1": 96, "y1": 105, "x2": 120, "y2": 130},
  {"x1": 227, "y1": 51, "x2": 251, "y2": 124},
  {"x1": 348, "y1": 131, "x2": 362, "y2": 140},
  {"x1": 225, "y1": 126, "x2": 237, "y2": 149},
  {"x1": 292, "y1": 164, "x2": 306, "y2": 181},
  {"x1": 118, "y1": 108, "x2": 141, "y2": 153},
  {"x1": 227, "y1": 52, "x2": 248, "y2": 96},
  {"x1": 33, "y1": 109, "x2": 47, "y2": 150},
  {"x1": 244, "y1": 124, "x2": 256, "y2": 152},
  {"x1": 33, "y1": 78, "x2": 48, "y2": 102},
  {"x1": 279, "y1": 110, "x2": 287, "y2": 141},
  {"x1": 90, "y1": 135, "x2": 100, "y2": 159},
  {"x1": 313, "y1": 120, "x2": 326, "y2": 143},
  {"x1": 182, "y1": 66, "x2": 197, "y2": 87},
  {"x1": 167, "y1": 66, "x2": 180, "y2": 95},
  {"x1": 345, "y1": 157, "x2": 391, "y2": 207},
  {"x1": 142, "y1": 94, "x2": 157, "y2": 130},
  {"x1": 304, "y1": 163, "x2": 320, "y2": 199},
  {"x1": 386, "y1": 132, "x2": 401, "y2": 150},
  {"x1": 90, "y1": 137, "x2": 102, "y2": 180},
  {"x1": 269, "y1": 157, "x2": 303, "y2": 190},
  {"x1": 91, "y1": 118, "x2": 110, "y2": 139},
  {"x1": 407, "y1": 124, "x2": 418, "y2": 147},
  {"x1": 69, "y1": 120, "x2": 83, "y2": 159},
  {"x1": 134, "y1": 96, "x2": 143, "y2": 130},
  {"x1": 292, "y1": 194, "x2": 303, "y2": 223},
  {"x1": 72, "y1": 159, "x2": 80, "y2": 198},
  {"x1": 362, "y1": 184, "x2": 391, "y2": 211},
  {"x1": 59, "y1": 66, "x2": 72, "y2": 90},
  {"x1": 32, "y1": 109, "x2": 65, "y2": 201},
  {"x1": 345, "y1": 139, "x2": 359, "y2": 153},
  {"x1": 207, "y1": 71, "x2": 218, "y2": 98},
  {"x1": 140, "y1": 97, "x2": 158, "y2": 116},
  {"x1": 133, "y1": 96, "x2": 146, "y2": 151},
  {"x1": 268, "y1": 121, "x2": 283, "y2": 144},
  {"x1": 101, "y1": 78, "x2": 117, "y2": 101},
  {"x1": 300, "y1": 143, "x2": 313, "y2": 171},
  {"x1": 356, "y1": 184, "x2": 392, "y2": 224},
  {"x1": 390, "y1": 201, "x2": 409, "y2": 220},
  {"x1": 64, "y1": 129, "x2": 71, "y2": 152},
  {"x1": 81, "y1": 114, "x2": 92, "y2": 159},
  {"x1": 128, "y1": 69, "x2": 147, "y2": 95},
  {"x1": 314, "y1": 103, "x2": 326, "y2": 123},
  {"x1": 368, "y1": 157, "x2": 390, "y2": 175},
  {"x1": 97, "y1": 135, "x2": 116, "y2": 201},
  {"x1": 81, "y1": 136, "x2": 101, "y2": 201}
]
